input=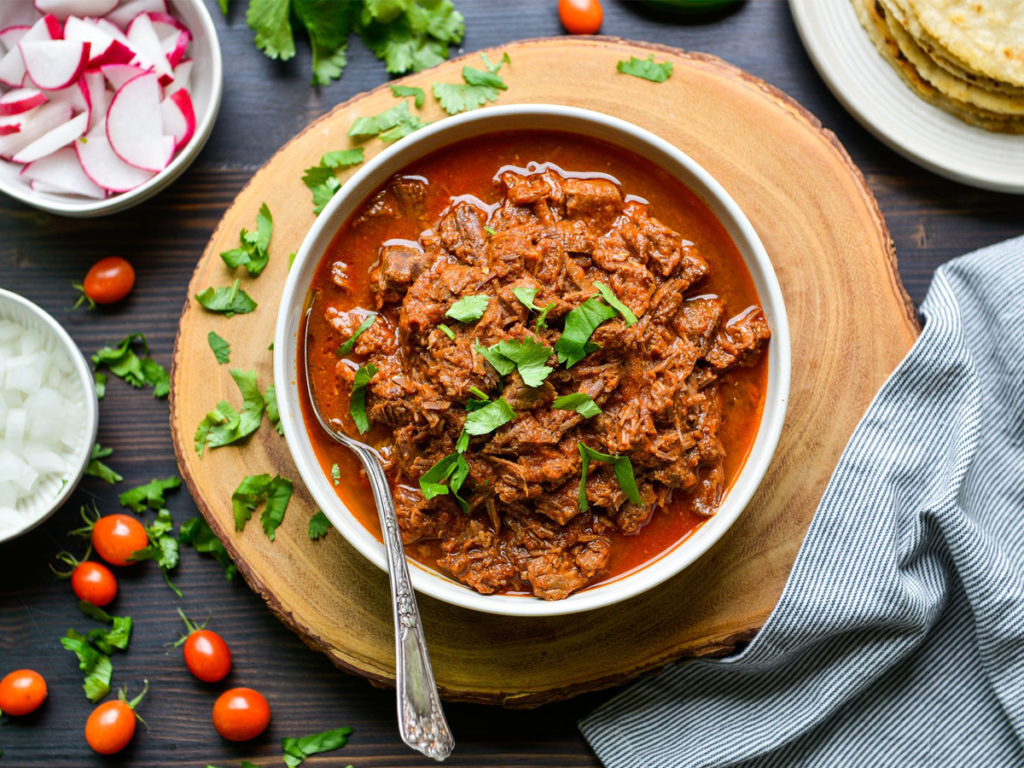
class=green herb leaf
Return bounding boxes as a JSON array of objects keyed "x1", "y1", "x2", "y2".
[
  {"x1": 331, "y1": 463, "x2": 341, "y2": 486},
  {"x1": 553, "y1": 393, "x2": 602, "y2": 419},
  {"x1": 294, "y1": 0, "x2": 358, "y2": 85},
  {"x1": 195, "y1": 280, "x2": 258, "y2": 318},
  {"x1": 221, "y1": 203, "x2": 273, "y2": 276},
  {"x1": 554, "y1": 297, "x2": 618, "y2": 368},
  {"x1": 337, "y1": 314, "x2": 376, "y2": 356},
  {"x1": 218, "y1": 0, "x2": 228, "y2": 15},
  {"x1": 232, "y1": 474, "x2": 294, "y2": 540},
  {"x1": 359, "y1": 0, "x2": 464, "y2": 75},
  {"x1": 484, "y1": 338, "x2": 554, "y2": 388},
  {"x1": 86, "y1": 443, "x2": 122, "y2": 484},
  {"x1": 194, "y1": 370, "x2": 266, "y2": 456},
  {"x1": 308, "y1": 511, "x2": 332, "y2": 540},
  {"x1": 349, "y1": 100, "x2": 426, "y2": 139},
  {"x1": 577, "y1": 443, "x2": 642, "y2": 512},
  {"x1": 61, "y1": 629, "x2": 112, "y2": 702},
  {"x1": 593, "y1": 281, "x2": 637, "y2": 326},
  {"x1": 303, "y1": 149, "x2": 365, "y2": 215},
  {"x1": 463, "y1": 397, "x2": 516, "y2": 436},
  {"x1": 445, "y1": 294, "x2": 489, "y2": 322},
  {"x1": 511, "y1": 286, "x2": 553, "y2": 331},
  {"x1": 390, "y1": 83, "x2": 424, "y2": 107},
  {"x1": 129, "y1": 510, "x2": 180, "y2": 596},
  {"x1": 432, "y1": 51, "x2": 509, "y2": 115},
  {"x1": 419, "y1": 452, "x2": 470, "y2": 512},
  {"x1": 94, "y1": 372, "x2": 106, "y2": 400},
  {"x1": 349, "y1": 363, "x2": 378, "y2": 435},
  {"x1": 246, "y1": 0, "x2": 295, "y2": 61},
  {"x1": 92, "y1": 333, "x2": 169, "y2": 398},
  {"x1": 617, "y1": 54, "x2": 673, "y2": 83},
  {"x1": 208, "y1": 331, "x2": 231, "y2": 364},
  {"x1": 437, "y1": 323, "x2": 456, "y2": 340},
  {"x1": 179, "y1": 517, "x2": 237, "y2": 580},
  {"x1": 282, "y1": 726, "x2": 354, "y2": 768},
  {"x1": 265, "y1": 384, "x2": 284, "y2": 436},
  {"x1": 118, "y1": 477, "x2": 180, "y2": 514},
  {"x1": 78, "y1": 601, "x2": 132, "y2": 655},
  {"x1": 474, "y1": 341, "x2": 515, "y2": 376}
]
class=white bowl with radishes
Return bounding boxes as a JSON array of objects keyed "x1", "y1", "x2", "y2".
[{"x1": 0, "y1": 0, "x2": 222, "y2": 217}]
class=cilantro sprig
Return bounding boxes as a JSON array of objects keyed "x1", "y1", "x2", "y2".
[
  {"x1": 119, "y1": 476, "x2": 181, "y2": 514},
  {"x1": 220, "y1": 203, "x2": 273, "y2": 276},
  {"x1": 61, "y1": 629, "x2": 113, "y2": 702},
  {"x1": 553, "y1": 393, "x2": 602, "y2": 419},
  {"x1": 179, "y1": 516, "x2": 237, "y2": 580},
  {"x1": 129, "y1": 508, "x2": 182, "y2": 596},
  {"x1": 86, "y1": 443, "x2": 122, "y2": 484},
  {"x1": 512, "y1": 286, "x2": 555, "y2": 332},
  {"x1": 476, "y1": 338, "x2": 554, "y2": 387},
  {"x1": 349, "y1": 100, "x2": 427, "y2": 142},
  {"x1": 208, "y1": 331, "x2": 231, "y2": 364},
  {"x1": 419, "y1": 452, "x2": 470, "y2": 512},
  {"x1": 92, "y1": 333, "x2": 169, "y2": 398},
  {"x1": 577, "y1": 443, "x2": 642, "y2": 512},
  {"x1": 617, "y1": 55, "x2": 673, "y2": 83},
  {"x1": 445, "y1": 294, "x2": 489, "y2": 323},
  {"x1": 349, "y1": 363, "x2": 378, "y2": 435},
  {"x1": 390, "y1": 83, "x2": 424, "y2": 107},
  {"x1": 194, "y1": 369, "x2": 266, "y2": 456},
  {"x1": 308, "y1": 511, "x2": 332, "y2": 540},
  {"x1": 336, "y1": 313, "x2": 376, "y2": 356},
  {"x1": 78, "y1": 601, "x2": 133, "y2": 656},
  {"x1": 302, "y1": 148, "x2": 365, "y2": 215},
  {"x1": 232, "y1": 473, "x2": 294, "y2": 540},
  {"x1": 195, "y1": 279, "x2": 258, "y2": 318},
  {"x1": 433, "y1": 51, "x2": 510, "y2": 115},
  {"x1": 554, "y1": 296, "x2": 618, "y2": 368},
  {"x1": 282, "y1": 726, "x2": 353, "y2": 767}
]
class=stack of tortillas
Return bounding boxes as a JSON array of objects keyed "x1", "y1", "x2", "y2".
[{"x1": 852, "y1": 0, "x2": 1024, "y2": 133}]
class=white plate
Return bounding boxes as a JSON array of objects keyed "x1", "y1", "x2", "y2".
[{"x1": 789, "y1": 0, "x2": 1024, "y2": 193}]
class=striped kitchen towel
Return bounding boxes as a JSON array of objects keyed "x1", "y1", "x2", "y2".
[{"x1": 580, "y1": 235, "x2": 1024, "y2": 768}]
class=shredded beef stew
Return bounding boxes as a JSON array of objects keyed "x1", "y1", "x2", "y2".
[{"x1": 303, "y1": 132, "x2": 770, "y2": 601}]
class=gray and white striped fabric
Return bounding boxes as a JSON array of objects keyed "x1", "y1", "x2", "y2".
[{"x1": 580, "y1": 235, "x2": 1024, "y2": 767}]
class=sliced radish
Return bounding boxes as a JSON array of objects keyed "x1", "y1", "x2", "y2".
[
  {"x1": 0, "y1": 4, "x2": 38, "y2": 32},
  {"x1": 126, "y1": 13, "x2": 171, "y2": 80},
  {"x1": 12, "y1": 111, "x2": 88, "y2": 163},
  {"x1": 0, "y1": 107, "x2": 35, "y2": 135},
  {"x1": 148, "y1": 11, "x2": 188, "y2": 38},
  {"x1": 0, "y1": 26, "x2": 32, "y2": 51},
  {"x1": 0, "y1": 88, "x2": 49, "y2": 116},
  {"x1": 106, "y1": 70, "x2": 171, "y2": 171},
  {"x1": 0, "y1": 15, "x2": 64, "y2": 88},
  {"x1": 91, "y1": 17, "x2": 131, "y2": 46},
  {"x1": 31, "y1": 179, "x2": 69, "y2": 193},
  {"x1": 105, "y1": 0, "x2": 165, "y2": 30},
  {"x1": 160, "y1": 28, "x2": 188, "y2": 68},
  {"x1": 44, "y1": 78, "x2": 90, "y2": 116},
  {"x1": 82, "y1": 69, "x2": 106, "y2": 132},
  {"x1": 21, "y1": 146, "x2": 105, "y2": 198},
  {"x1": 100, "y1": 61, "x2": 146, "y2": 91},
  {"x1": 21, "y1": 41, "x2": 92, "y2": 90},
  {"x1": 64, "y1": 17, "x2": 135, "y2": 68},
  {"x1": 160, "y1": 87, "x2": 192, "y2": 151},
  {"x1": 75, "y1": 132, "x2": 154, "y2": 191},
  {"x1": 0, "y1": 101, "x2": 71, "y2": 159},
  {"x1": 35, "y1": 0, "x2": 120, "y2": 21},
  {"x1": 163, "y1": 57, "x2": 189, "y2": 96}
]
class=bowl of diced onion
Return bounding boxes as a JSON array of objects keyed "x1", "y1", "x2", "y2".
[{"x1": 0, "y1": 288, "x2": 97, "y2": 543}]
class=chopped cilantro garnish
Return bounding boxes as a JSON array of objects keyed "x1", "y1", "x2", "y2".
[
  {"x1": 129, "y1": 508, "x2": 181, "y2": 596},
  {"x1": 94, "y1": 372, "x2": 106, "y2": 400},
  {"x1": 195, "y1": 279, "x2": 258, "y2": 318},
  {"x1": 478, "y1": 338, "x2": 554, "y2": 388},
  {"x1": 194, "y1": 369, "x2": 266, "y2": 456},
  {"x1": 474, "y1": 341, "x2": 514, "y2": 376},
  {"x1": 208, "y1": 331, "x2": 231, "y2": 364},
  {"x1": 593, "y1": 281, "x2": 637, "y2": 326},
  {"x1": 390, "y1": 84, "x2": 425, "y2": 107},
  {"x1": 349, "y1": 363, "x2": 378, "y2": 435},
  {"x1": 61, "y1": 629, "x2": 112, "y2": 702},
  {"x1": 419, "y1": 452, "x2": 470, "y2": 512},
  {"x1": 264, "y1": 384, "x2": 284, "y2": 435},
  {"x1": 484, "y1": 225, "x2": 496, "y2": 236},
  {"x1": 433, "y1": 51, "x2": 510, "y2": 115},
  {"x1": 437, "y1": 323, "x2": 456, "y2": 340},
  {"x1": 321, "y1": 149, "x2": 364, "y2": 168},
  {"x1": 445, "y1": 294, "x2": 489, "y2": 322},
  {"x1": 86, "y1": 443, "x2": 122, "y2": 484},
  {"x1": 331, "y1": 463, "x2": 341, "y2": 486},
  {"x1": 282, "y1": 726, "x2": 353, "y2": 768},
  {"x1": 512, "y1": 286, "x2": 555, "y2": 331},
  {"x1": 179, "y1": 516, "x2": 237, "y2": 580},
  {"x1": 78, "y1": 601, "x2": 132, "y2": 656},
  {"x1": 221, "y1": 203, "x2": 273, "y2": 276},
  {"x1": 577, "y1": 443, "x2": 642, "y2": 512},
  {"x1": 119, "y1": 476, "x2": 181, "y2": 513},
  {"x1": 359, "y1": 0, "x2": 464, "y2": 74},
  {"x1": 553, "y1": 393, "x2": 602, "y2": 419},
  {"x1": 464, "y1": 397, "x2": 516, "y2": 437},
  {"x1": 92, "y1": 333, "x2": 169, "y2": 397},
  {"x1": 336, "y1": 314, "x2": 376, "y2": 356},
  {"x1": 617, "y1": 54, "x2": 673, "y2": 83},
  {"x1": 349, "y1": 100, "x2": 427, "y2": 142},
  {"x1": 554, "y1": 297, "x2": 618, "y2": 368},
  {"x1": 303, "y1": 149, "x2": 365, "y2": 215},
  {"x1": 308, "y1": 511, "x2": 333, "y2": 541},
  {"x1": 468, "y1": 386, "x2": 489, "y2": 400},
  {"x1": 232, "y1": 473, "x2": 294, "y2": 540}
]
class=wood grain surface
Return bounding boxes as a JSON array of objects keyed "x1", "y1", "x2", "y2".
[{"x1": 1, "y1": 1, "x2": 1022, "y2": 767}]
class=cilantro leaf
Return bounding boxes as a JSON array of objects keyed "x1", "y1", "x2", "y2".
[
  {"x1": 359, "y1": 0, "x2": 465, "y2": 74},
  {"x1": 577, "y1": 443, "x2": 642, "y2": 512},
  {"x1": 179, "y1": 517, "x2": 237, "y2": 580},
  {"x1": 445, "y1": 294, "x2": 489, "y2": 322},
  {"x1": 432, "y1": 51, "x2": 509, "y2": 115},
  {"x1": 94, "y1": 372, "x2": 106, "y2": 400},
  {"x1": 474, "y1": 341, "x2": 515, "y2": 376},
  {"x1": 321, "y1": 149, "x2": 364, "y2": 168},
  {"x1": 511, "y1": 286, "x2": 554, "y2": 332},
  {"x1": 294, "y1": 0, "x2": 358, "y2": 85},
  {"x1": 308, "y1": 511, "x2": 332, "y2": 540},
  {"x1": 594, "y1": 281, "x2": 637, "y2": 326},
  {"x1": 119, "y1": 476, "x2": 181, "y2": 513},
  {"x1": 331, "y1": 463, "x2": 341, "y2": 486},
  {"x1": 553, "y1": 393, "x2": 602, "y2": 419},
  {"x1": 246, "y1": 0, "x2": 295, "y2": 61},
  {"x1": 463, "y1": 397, "x2": 515, "y2": 436},
  {"x1": 221, "y1": 203, "x2": 273, "y2": 276},
  {"x1": 487, "y1": 338, "x2": 554, "y2": 388},
  {"x1": 195, "y1": 280, "x2": 258, "y2": 318},
  {"x1": 437, "y1": 323, "x2": 456, "y2": 340},
  {"x1": 61, "y1": 629, "x2": 112, "y2": 702},
  {"x1": 349, "y1": 100, "x2": 425, "y2": 139},
  {"x1": 349, "y1": 363, "x2": 378, "y2": 435},
  {"x1": 617, "y1": 54, "x2": 673, "y2": 83},
  {"x1": 208, "y1": 331, "x2": 231, "y2": 364},
  {"x1": 232, "y1": 474, "x2": 294, "y2": 540},
  {"x1": 92, "y1": 333, "x2": 169, "y2": 398},
  {"x1": 554, "y1": 297, "x2": 618, "y2": 368},
  {"x1": 390, "y1": 83, "x2": 424, "y2": 107},
  {"x1": 282, "y1": 726, "x2": 353, "y2": 768},
  {"x1": 218, "y1": 0, "x2": 228, "y2": 14},
  {"x1": 303, "y1": 149, "x2": 364, "y2": 215},
  {"x1": 194, "y1": 370, "x2": 266, "y2": 456},
  {"x1": 86, "y1": 443, "x2": 122, "y2": 484},
  {"x1": 265, "y1": 384, "x2": 284, "y2": 435},
  {"x1": 336, "y1": 314, "x2": 376, "y2": 356},
  {"x1": 129, "y1": 510, "x2": 181, "y2": 596},
  {"x1": 78, "y1": 601, "x2": 132, "y2": 655},
  {"x1": 419, "y1": 452, "x2": 470, "y2": 512}
]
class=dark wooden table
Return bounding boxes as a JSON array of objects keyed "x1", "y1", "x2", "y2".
[{"x1": 1, "y1": 1, "x2": 1021, "y2": 766}]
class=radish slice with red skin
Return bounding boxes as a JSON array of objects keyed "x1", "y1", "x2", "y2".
[
  {"x1": 0, "y1": 15, "x2": 64, "y2": 88},
  {"x1": 75, "y1": 132, "x2": 155, "y2": 191},
  {"x1": 83, "y1": 69, "x2": 106, "y2": 132},
  {"x1": 0, "y1": 106, "x2": 39, "y2": 129},
  {"x1": 35, "y1": 0, "x2": 120, "y2": 22},
  {"x1": 92, "y1": 18, "x2": 131, "y2": 46},
  {"x1": 0, "y1": 101, "x2": 72, "y2": 158},
  {"x1": 161, "y1": 29, "x2": 188, "y2": 69},
  {"x1": 106, "y1": 70, "x2": 171, "y2": 171},
  {"x1": 0, "y1": 26, "x2": 32, "y2": 51},
  {"x1": 12, "y1": 111, "x2": 88, "y2": 163},
  {"x1": 160, "y1": 87, "x2": 193, "y2": 151},
  {"x1": 21, "y1": 145, "x2": 105, "y2": 198},
  {"x1": 126, "y1": 13, "x2": 171, "y2": 79},
  {"x1": 64, "y1": 17, "x2": 136, "y2": 68},
  {"x1": 105, "y1": 0, "x2": 166, "y2": 30},
  {"x1": 0, "y1": 88, "x2": 49, "y2": 116},
  {"x1": 43, "y1": 78, "x2": 90, "y2": 116},
  {"x1": 21, "y1": 41, "x2": 92, "y2": 90},
  {"x1": 148, "y1": 12, "x2": 189, "y2": 38},
  {"x1": 163, "y1": 57, "x2": 190, "y2": 96},
  {"x1": 100, "y1": 62, "x2": 147, "y2": 91}
]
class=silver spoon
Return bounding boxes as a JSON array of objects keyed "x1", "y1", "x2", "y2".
[{"x1": 304, "y1": 306, "x2": 455, "y2": 762}]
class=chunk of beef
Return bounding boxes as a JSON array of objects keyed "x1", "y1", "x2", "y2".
[
  {"x1": 371, "y1": 242, "x2": 431, "y2": 307},
  {"x1": 705, "y1": 307, "x2": 772, "y2": 371},
  {"x1": 438, "y1": 202, "x2": 488, "y2": 262},
  {"x1": 563, "y1": 178, "x2": 623, "y2": 232},
  {"x1": 357, "y1": 175, "x2": 428, "y2": 225},
  {"x1": 394, "y1": 485, "x2": 458, "y2": 544},
  {"x1": 439, "y1": 518, "x2": 517, "y2": 594},
  {"x1": 506, "y1": 515, "x2": 611, "y2": 601}
]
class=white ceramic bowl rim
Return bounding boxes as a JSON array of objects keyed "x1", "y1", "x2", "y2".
[
  {"x1": 275, "y1": 104, "x2": 791, "y2": 617},
  {"x1": 0, "y1": 287, "x2": 98, "y2": 544}
]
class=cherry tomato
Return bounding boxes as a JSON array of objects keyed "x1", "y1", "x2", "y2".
[
  {"x1": 92, "y1": 514, "x2": 149, "y2": 567},
  {"x1": 71, "y1": 561, "x2": 118, "y2": 607},
  {"x1": 559, "y1": 0, "x2": 603, "y2": 34},
  {"x1": 86, "y1": 681, "x2": 148, "y2": 755},
  {"x1": 213, "y1": 688, "x2": 271, "y2": 742},
  {"x1": 83, "y1": 257, "x2": 135, "y2": 305},
  {"x1": 184, "y1": 629, "x2": 232, "y2": 683},
  {"x1": 0, "y1": 670, "x2": 47, "y2": 716}
]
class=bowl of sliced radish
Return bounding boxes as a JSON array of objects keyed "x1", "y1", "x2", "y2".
[
  {"x1": 0, "y1": 288, "x2": 98, "y2": 544},
  {"x1": 0, "y1": 0, "x2": 222, "y2": 217}
]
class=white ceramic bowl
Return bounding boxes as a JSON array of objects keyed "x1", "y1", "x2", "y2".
[
  {"x1": 275, "y1": 105, "x2": 791, "y2": 617},
  {"x1": 0, "y1": 288, "x2": 98, "y2": 544},
  {"x1": 0, "y1": 0, "x2": 223, "y2": 217}
]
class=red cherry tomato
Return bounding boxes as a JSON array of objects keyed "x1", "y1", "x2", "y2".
[
  {"x1": 0, "y1": 670, "x2": 47, "y2": 716},
  {"x1": 92, "y1": 515, "x2": 149, "y2": 567},
  {"x1": 83, "y1": 257, "x2": 135, "y2": 305},
  {"x1": 71, "y1": 561, "x2": 118, "y2": 606},
  {"x1": 85, "y1": 682, "x2": 147, "y2": 755},
  {"x1": 184, "y1": 630, "x2": 232, "y2": 683},
  {"x1": 559, "y1": 0, "x2": 603, "y2": 34},
  {"x1": 213, "y1": 688, "x2": 271, "y2": 742}
]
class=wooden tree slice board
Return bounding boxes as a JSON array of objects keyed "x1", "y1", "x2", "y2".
[{"x1": 169, "y1": 37, "x2": 918, "y2": 707}]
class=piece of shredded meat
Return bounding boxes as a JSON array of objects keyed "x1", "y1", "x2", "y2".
[{"x1": 332, "y1": 169, "x2": 770, "y2": 600}]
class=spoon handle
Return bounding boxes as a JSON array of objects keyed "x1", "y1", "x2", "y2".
[{"x1": 357, "y1": 448, "x2": 455, "y2": 762}]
